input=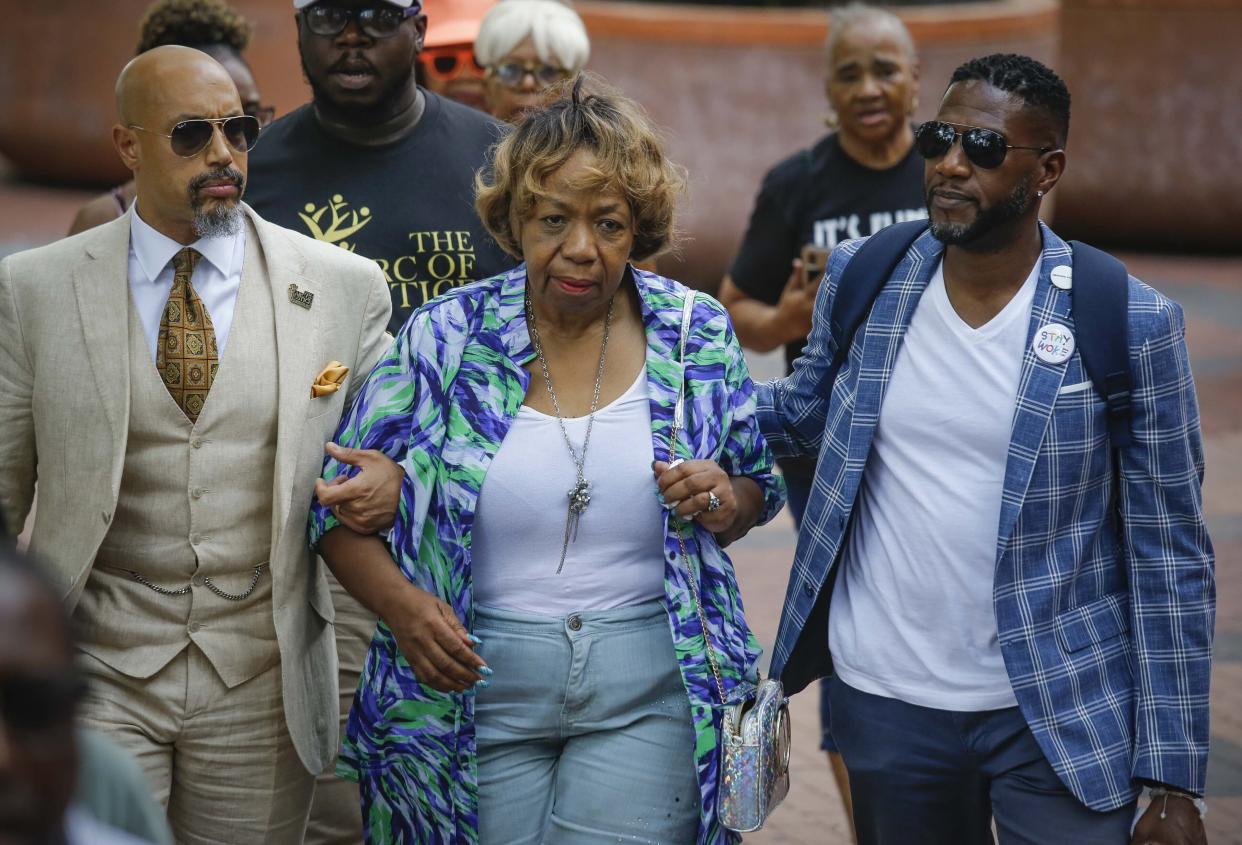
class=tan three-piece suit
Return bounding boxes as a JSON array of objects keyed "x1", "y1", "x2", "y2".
[{"x1": 0, "y1": 204, "x2": 391, "y2": 843}]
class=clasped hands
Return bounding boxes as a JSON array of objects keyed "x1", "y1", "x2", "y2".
[
  {"x1": 315, "y1": 443, "x2": 745, "y2": 541},
  {"x1": 315, "y1": 449, "x2": 752, "y2": 693},
  {"x1": 313, "y1": 442, "x2": 405, "y2": 534},
  {"x1": 652, "y1": 458, "x2": 738, "y2": 535}
]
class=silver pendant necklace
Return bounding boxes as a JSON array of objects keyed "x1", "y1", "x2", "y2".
[{"x1": 526, "y1": 292, "x2": 616, "y2": 574}]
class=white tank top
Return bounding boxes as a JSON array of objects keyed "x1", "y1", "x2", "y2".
[{"x1": 470, "y1": 368, "x2": 668, "y2": 614}]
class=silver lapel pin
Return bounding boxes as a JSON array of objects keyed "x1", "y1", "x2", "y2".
[{"x1": 288, "y1": 283, "x2": 314, "y2": 310}]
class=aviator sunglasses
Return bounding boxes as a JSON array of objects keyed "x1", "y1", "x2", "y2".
[
  {"x1": 303, "y1": 3, "x2": 420, "y2": 39},
  {"x1": 488, "y1": 60, "x2": 572, "y2": 89},
  {"x1": 129, "y1": 114, "x2": 262, "y2": 158},
  {"x1": 422, "y1": 45, "x2": 485, "y2": 82},
  {"x1": 915, "y1": 120, "x2": 1057, "y2": 169}
]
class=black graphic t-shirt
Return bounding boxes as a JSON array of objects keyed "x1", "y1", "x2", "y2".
[
  {"x1": 731, "y1": 131, "x2": 928, "y2": 373},
  {"x1": 246, "y1": 90, "x2": 515, "y2": 334}
]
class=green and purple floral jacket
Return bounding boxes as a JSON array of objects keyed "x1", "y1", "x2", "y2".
[{"x1": 309, "y1": 264, "x2": 785, "y2": 844}]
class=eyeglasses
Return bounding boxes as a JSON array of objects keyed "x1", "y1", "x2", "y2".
[
  {"x1": 488, "y1": 60, "x2": 572, "y2": 90},
  {"x1": 421, "y1": 45, "x2": 485, "y2": 82},
  {"x1": 129, "y1": 115, "x2": 262, "y2": 158},
  {"x1": 915, "y1": 120, "x2": 1057, "y2": 170},
  {"x1": 302, "y1": 3, "x2": 419, "y2": 39}
]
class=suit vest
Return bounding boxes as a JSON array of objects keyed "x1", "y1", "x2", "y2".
[{"x1": 75, "y1": 227, "x2": 281, "y2": 688}]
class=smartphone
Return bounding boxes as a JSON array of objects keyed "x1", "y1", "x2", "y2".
[{"x1": 800, "y1": 244, "x2": 831, "y2": 288}]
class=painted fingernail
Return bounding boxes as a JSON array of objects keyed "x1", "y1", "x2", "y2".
[
  {"x1": 467, "y1": 634, "x2": 483, "y2": 645},
  {"x1": 656, "y1": 491, "x2": 666, "y2": 504},
  {"x1": 475, "y1": 679, "x2": 490, "y2": 689},
  {"x1": 478, "y1": 666, "x2": 493, "y2": 676}
]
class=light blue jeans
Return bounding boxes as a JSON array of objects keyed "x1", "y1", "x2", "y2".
[{"x1": 474, "y1": 601, "x2": 700, "y2": 844}]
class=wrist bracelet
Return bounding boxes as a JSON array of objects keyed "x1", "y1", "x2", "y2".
[{"x1": 1147, "y1": 786, "x2": 1207, "y2": 820}]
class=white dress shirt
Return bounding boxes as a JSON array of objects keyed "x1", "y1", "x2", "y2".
[{"x1": 127, "y1": 206, "x2": 246, "y2": 361}]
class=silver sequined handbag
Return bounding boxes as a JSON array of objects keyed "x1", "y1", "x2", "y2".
[
  {"x1": 670, "y1": 293, "x2": 792, "y2": 834},
  {"x1": 715, "y1": 677, "x2": 791, "y2": 831}
]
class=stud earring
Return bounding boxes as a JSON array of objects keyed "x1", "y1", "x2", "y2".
[{"x1": 1036, "y1": 190, "x2": 1045, "y2": 197}]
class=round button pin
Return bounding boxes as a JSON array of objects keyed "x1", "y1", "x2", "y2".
[
  {"x1": 1033, "y1": 322, "x2": 1075, "y2": 365},
  {"x1": 1051, "y1": 265, "x2": 1073, "y2": 290}
]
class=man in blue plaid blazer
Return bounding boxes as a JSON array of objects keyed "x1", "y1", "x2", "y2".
[{"x1": 757, "y1": 55, "x2": 1213, "y2": 844}]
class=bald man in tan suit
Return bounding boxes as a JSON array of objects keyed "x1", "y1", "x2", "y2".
[{"x1": 0, "y1": 47, "x2": 393, "y2": 843}]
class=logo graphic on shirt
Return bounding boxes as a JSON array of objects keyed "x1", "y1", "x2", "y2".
[
  {"x1": 812, "y1": 208, "x2": 928, "y2": 250},
  {"x1": 298, "y1": 194, "x2": 373, "y2": 251},
  {"x1": 290, "y1": 193, "x2": 487, "y2": 320}
]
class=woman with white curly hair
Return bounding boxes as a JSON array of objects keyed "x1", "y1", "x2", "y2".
[{"x1": 474, "y1": 0, "x2": 591, "y2": 122}]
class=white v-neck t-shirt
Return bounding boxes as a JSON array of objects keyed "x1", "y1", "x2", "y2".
[
  {"x1": 829, "y1": 256, "x2": 1040, "y2": 711},
  {"x1": 470, "y1": 367, "x2": 668, "y2": 614}
]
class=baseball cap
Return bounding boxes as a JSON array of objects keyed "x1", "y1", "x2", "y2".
[
  {"x1": 293, "y1": 0, "x2": 419, "y2": 8},
  {"x1": 423, "y1": 0, "x2": 496, "y2": 48}
]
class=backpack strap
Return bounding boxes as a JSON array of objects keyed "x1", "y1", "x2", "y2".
[
  {"x1": 821, "y1": 225, "x2": 1134, "y2": 446},
  {"x1": 1068, "y1": 242, "x2": 1132, "y2": 449},
  {"x1": 827, "y1": 220, "x2": 928, "y2": 367}
]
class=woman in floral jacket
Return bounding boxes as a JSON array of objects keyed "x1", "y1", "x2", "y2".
[{"x1": 309, "y1": 77, "x2": 785, "y2": 844}]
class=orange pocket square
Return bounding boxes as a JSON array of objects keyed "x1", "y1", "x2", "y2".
[{"x1": 311, "y1": 361, "x2": 349, "y2": 398}]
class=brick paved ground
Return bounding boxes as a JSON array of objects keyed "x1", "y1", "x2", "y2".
[{"x1": 1, "y1": 161, "x2": 1238, "y2": 842}]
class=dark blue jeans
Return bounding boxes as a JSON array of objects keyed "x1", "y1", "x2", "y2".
[{"x1": 828, "y1": 677, "x2": 1137, "y2": 845}]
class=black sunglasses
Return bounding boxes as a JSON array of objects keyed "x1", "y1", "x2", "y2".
[
  {"x1": 915, "y1": 120, "x2": 1057, "y2": 169},
  {"x1": 129, "y1": 115, "x2": 262, "y2": 158},
  {"x1": 303, "y1": 3, "x2": 419, "y2": 39}
]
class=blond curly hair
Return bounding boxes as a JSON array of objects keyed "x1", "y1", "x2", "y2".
[{"x1": 475, "y1": 74, "x2": 685, "y2": 263}]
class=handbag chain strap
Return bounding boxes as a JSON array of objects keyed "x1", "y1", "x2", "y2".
[
  {"x1": 675, "y1": 528, "x2": 730, "y2": 712},
  {"x1": 669, "y1": 292, "x2": 730, "y2": 712}
]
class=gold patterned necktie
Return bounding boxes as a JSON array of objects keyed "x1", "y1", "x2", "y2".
[{"x1": 156, "y1": 247, "x2": 217, "y2": 422}]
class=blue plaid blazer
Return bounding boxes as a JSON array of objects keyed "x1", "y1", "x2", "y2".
[{"x1": 756, "y1": 224, "x2": 1214, "y2": 811}]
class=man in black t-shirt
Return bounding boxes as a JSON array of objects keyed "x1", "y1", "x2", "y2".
[
  {"x1": 244, "y1": 3, "x2": 512, "y2": 841},
  {"x1": 719, "y1": 5, "x2": 926, "y2": 837},
  {"x1": 247, "y1": 0, "x2": 513, "y2": 337},
  {"x1": 720, "y1": 5, "x2": 927, "y2": 516},
  {"x1": 726, "y1": 131, "x2": 927, "y2": 373}
]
